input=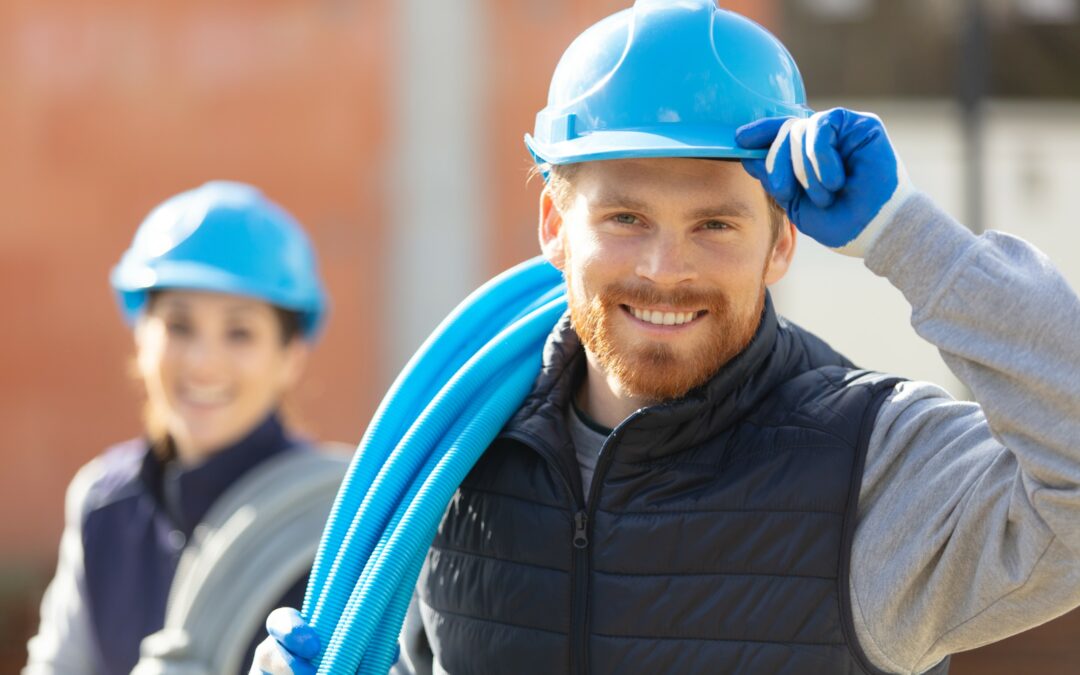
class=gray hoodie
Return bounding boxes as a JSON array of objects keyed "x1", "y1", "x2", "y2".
[{"x1": 852, "y1": 192, "x2": 1080, "y2": 673}]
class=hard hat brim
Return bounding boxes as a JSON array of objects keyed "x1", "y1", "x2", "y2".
[
  {"x1": 525, "y1": 126, "x2": 769, "y2": 166},
  {"x1": 110, "y1": 260, "x2": 325, "y2": 338}
]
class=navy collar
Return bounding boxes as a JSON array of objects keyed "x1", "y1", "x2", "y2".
[{"x1": 139, "y1": 413, "x2": 294, "y2": 536}]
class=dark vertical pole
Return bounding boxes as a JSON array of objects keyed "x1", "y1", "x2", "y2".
[{"x1": 958, "y1": 0, "x2": 988, "y2": 234}]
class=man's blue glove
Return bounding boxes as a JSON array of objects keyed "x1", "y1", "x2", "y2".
[
  {"x1": 250, "y1": 608, "x2": 320, "y2": 675},
  {"x1": 735, "y1": 107, "x2": 915, "y2": 257}
]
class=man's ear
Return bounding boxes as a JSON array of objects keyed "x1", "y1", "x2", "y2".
[
  {"x1": 538, "y1": 188, "x2": 566, "y2": 270},
  {"x1": 764, "y1": 219, "x2": 797, "y2": 286}
]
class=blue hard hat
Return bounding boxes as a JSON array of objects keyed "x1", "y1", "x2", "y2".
[
  {"x1": 525, "y1": 0, "x2": 811, "y2": 166},
  {"x1": 110, "y1": 181, "x2": 328, "y2": 339}
]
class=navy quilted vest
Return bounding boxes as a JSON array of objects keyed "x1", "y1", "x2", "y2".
[{"x1": 418, "y1": 298, "x2": 949, "y2": 675}]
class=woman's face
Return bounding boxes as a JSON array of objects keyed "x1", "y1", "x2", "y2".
[{"x1": 135, "y1": 290, "x2": 308, "y2": 463}]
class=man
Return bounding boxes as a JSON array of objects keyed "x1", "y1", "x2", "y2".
[{"x1": 256, "y1": 1, "x2": 1080, "y2": 673}]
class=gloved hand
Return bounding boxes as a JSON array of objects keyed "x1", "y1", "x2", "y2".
[
  {"x1": 250, "y1": 607, "x2": 320, "y2": 675},
  {"x1": 735, "y1": 107, "x2": 915, "y2": 257}
]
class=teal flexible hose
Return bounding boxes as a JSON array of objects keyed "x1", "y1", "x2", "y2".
[
  {"x1": 354, "y1": 358, "x2": 535, "y2": 675},
  {"x1": 308, "y1": 276, "x2": 564, "y2": 638},
  {"x1": 319, "y1": 294, "x2": 563, "y2": 659},
  {"x1": 302, "y1": 257, "x2": 566, "y2": 673},
  {"x1": 305, "y1": 257, "x2": 559, "y2": 616},
  {"x1": 325, "y1": 351, "x2": 549, "y2": 674},
  {"x1": 304, "y1": 258, "x2": 560, "y2": 627},
  {"x1": 320, "y1": 298, "x2": 563, "y2": 672},
  {"x1": 344, "y1": 297, "x2": 564, "y2": 627}
]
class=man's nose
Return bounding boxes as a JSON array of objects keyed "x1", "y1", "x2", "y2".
[{"x1": 635, "y1": 234, "x2": 697, "y2": 286}]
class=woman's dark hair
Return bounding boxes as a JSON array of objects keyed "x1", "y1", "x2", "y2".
[{"x1": 273, "y1": 306, "x2": 303, "y2": 345}]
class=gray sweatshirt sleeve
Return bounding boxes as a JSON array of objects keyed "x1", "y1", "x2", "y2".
[
  {"x1": 24, "y1": 460, "x2": 105, "y2": 675},
  {"x1": 851, "y1": 193, "x2": 1080, "y2": 674}
]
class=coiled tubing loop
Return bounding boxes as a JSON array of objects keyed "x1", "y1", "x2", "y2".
[{"x1": 303, "y1": 256, "x2": 567, "y2": 673}]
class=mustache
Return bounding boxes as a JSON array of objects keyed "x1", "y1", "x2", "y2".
[{"x1": 597, "y1": 281, "x2": 729, "y2": 312}]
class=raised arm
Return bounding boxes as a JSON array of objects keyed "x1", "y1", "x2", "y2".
[{"x1": 738, "y1": 108, "x2": 1080, "y2": 674}]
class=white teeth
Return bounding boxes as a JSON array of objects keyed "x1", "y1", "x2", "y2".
[{"x1": 630, "y1": 307, "x2": 699, "y2": 326}]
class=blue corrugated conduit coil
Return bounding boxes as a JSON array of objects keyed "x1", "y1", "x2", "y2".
[{"x1": 301, "y1": 256, "x2": 567, "y2": 673}]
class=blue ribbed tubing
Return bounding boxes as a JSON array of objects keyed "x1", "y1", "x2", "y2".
[
  {"x1": 304, "y1": 258, "x2": 559, "y2": 622},
  {"x1": 302, "y1": 257, "x2": 566, "y2": 673},
  {"x1": 305, "y1": 258, "x2": 559, "y2": 615},
  {"x1": 330, "y1": 351, "x2": 549, "y2": 674}
]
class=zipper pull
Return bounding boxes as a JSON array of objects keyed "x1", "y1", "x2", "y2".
[{"x1": 573, "y1": 510, "x2": 589, "y2": 549}]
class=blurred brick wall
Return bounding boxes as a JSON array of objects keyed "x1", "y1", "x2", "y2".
[
  {"x1": 1, "y1": 0, "x2": 390, "y2": 554},
  {"x1": 0, "y1": 0, "x2": 391, "y2": 665}
]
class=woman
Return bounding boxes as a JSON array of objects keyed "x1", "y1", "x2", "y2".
[{"x1": 25, "y1": 181, "x2": 343, "y2": 675}]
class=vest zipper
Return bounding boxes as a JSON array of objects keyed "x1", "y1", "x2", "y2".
[
  {"x1": 554, "y1": 451, "x2": 588, "y2": 675},
  {"x1": 570, "y1": 414, "x2": 641, "y2": 675},
  {"x1": 502, "y1": 410, "x2": 645, "y2": 675},
  {"x1": 570, "y1": 505, "x2": 590, "y2": 675},
  {"x1": 506, "y1": 430, "x2": 590, "y2": 674},
  {"x1": 573, "y1": 510, "x2": 589, "y2": 548}
]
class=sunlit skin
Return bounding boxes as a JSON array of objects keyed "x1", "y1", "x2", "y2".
[
  {"x1": 539, "y1": 157, "x2": 797, "y2": 429},
  {"x1": 134, "y1": 291, "x2": 309, "y2": 465}
]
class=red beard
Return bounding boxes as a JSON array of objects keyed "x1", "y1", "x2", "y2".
[{"x1": 568, "y1": 277, "x2": 764, "y2": 402}]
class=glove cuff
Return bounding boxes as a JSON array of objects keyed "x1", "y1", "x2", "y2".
[{"x1": 834, "y1": 179, "x2": 917, "y2": 259}]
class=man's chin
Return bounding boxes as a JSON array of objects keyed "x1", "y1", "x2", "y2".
[
  {"x1": 598, "y1": 313, "x2": 761, "y2": 402},
  {"x1": 605, "y1": 347, "x2": 717, "y2": 403},
  {"x1": 572, "y1": 291, "x2": 764, "y2": 404}
]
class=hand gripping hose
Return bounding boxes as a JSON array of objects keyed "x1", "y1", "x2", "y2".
[{"x1": 302, "y1": 257, "x2": 567, "y2": 673}]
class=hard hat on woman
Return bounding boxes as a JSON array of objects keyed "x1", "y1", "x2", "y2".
[{"x1": 110, "y1": 180, "x2": 328, "y2": 338}]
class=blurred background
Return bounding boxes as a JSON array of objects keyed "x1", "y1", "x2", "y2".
[{"x1": 1, "y1": 0, "x2": 1077, "y2": 671}]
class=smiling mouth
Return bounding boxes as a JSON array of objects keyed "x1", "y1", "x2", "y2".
[
  {"x1": 623, "y1": 305, "x2": 706, "y2": 327},
  {"x1": 179, "y1": 385, "x2": 231, "y2": 407}
]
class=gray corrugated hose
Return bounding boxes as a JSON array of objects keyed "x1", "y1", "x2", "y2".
[{"x1": 131, "y1": 444, "x2": 350, "y2": 675}]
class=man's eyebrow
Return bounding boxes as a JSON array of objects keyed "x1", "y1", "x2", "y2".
[
  {"x1": 588, "y1": 191, "x2": 757, "y2": 221},
  {"x1": 588, "y1": 191, "x2": 650, "y2": 212},
  {"x1": 684, "y1": 200, "x2": 756, "y2": 221}
]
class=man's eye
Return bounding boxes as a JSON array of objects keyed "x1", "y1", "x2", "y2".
[
  {"x1": 702, "y1": 220, "x2": 731, "y2": 231},
  {"x1": 612, "y1": 213, "x2": 638, "y2": 225},
  {"x1": 227, "y1": 328, "x2": 254, "y2": 343}
]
